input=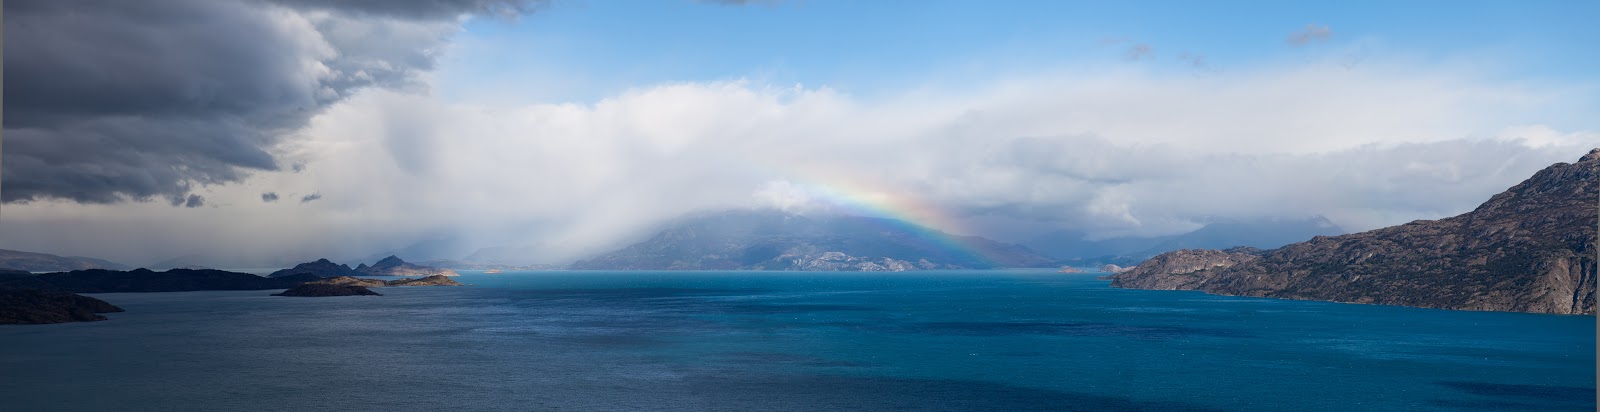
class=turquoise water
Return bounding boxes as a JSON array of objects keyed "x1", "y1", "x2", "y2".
[{"x1": 0, "y1": 270, "x2": 1592, "y2": 411}]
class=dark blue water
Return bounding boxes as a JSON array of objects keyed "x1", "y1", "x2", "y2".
[{"x1": 1, "y1": 271, "x2": 1592, "y2": 411}]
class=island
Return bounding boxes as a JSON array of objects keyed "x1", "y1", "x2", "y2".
[
  {"x1": 305, "y1": 275, "x2": 463, "y2": 288},
  {"x1": 357, "y1": 256, "x2": 461, "y2": 277},
  {"x1": 273, "y1": 284, "x2": 382, "y2": 297},
  {"x1": 0, "y1": 288, "x2": 126, "y2": 324}
]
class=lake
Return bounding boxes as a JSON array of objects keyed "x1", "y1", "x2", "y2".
[{"x1": 1, "y1": 270, "x2": 1592, "y2": 411}]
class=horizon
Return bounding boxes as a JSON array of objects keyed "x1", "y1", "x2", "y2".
[{"x1": 3, "y1": 0, "x2": 1599, "y2": 267}]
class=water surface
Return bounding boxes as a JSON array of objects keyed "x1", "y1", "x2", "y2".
[{"x1": 1, "y1": 271, "x2": 1592, "y2": 411}]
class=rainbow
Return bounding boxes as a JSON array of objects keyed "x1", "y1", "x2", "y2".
[{"x1": 754, "y1": 166, "x2": 1008, "y2": 268}]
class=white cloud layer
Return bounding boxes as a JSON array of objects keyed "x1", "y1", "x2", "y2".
[{"x1": 3, "y1": 57, "x2": 1596, "y2": 266}]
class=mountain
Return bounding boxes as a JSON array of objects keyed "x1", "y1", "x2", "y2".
[
  {"x1": 0, "y1": 249, "x2": 130, "y2": 272},
  {"x1": 356, "y1": 256, "x2": 460, "y2": 277},
  {"x1": 456, "y1": 243, "x2": 566, "y2": 267},
  {"x1": 356, "y1": 237, "x2": 480, "y2": 265},
  {"x1": 1134, "y1": 217, "x2": 1345, "y2": 255},
  {"x1": 571, "y1": 210, "x2": 1055, "y2": 271},
  {"x1": 1025, "y1": 217, "x2": 1346, "y2": 261},
  {"x1": 0, "y1": 269, "x2": 321, "y2": 293},
  {"x1": 1024, "y1": 231, "x2": 1166, "y2": 261},
  {"x1": 1111, "y1": 149, "x2": 1599, "y2": 315},
  {"x1": 267, "y1": 257, "x2": 460, "y2": 278},
  {"x1": 413, "y1": 259, "x2": 561, "y2": 271},
  {"x1": 267, "y1": 258, "x2": 360, "y2": 278},
  {"x1": 144, "y1": 253, "x2": 314, "y2": 271}
]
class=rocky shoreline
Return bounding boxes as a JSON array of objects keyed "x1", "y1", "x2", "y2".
[
  {"x1": 1111, "y1": 149, "x2": 1599, "y2": 315},
  {"x1": 0, "y1": 289, "x2": 125, "y2": 324},
  {"x1": 273, "y1": 284, "x2": 382, "y2": 297}
]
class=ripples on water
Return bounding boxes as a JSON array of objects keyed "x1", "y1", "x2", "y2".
[{"x1": 0, "y1": 271, "x2": 1592, "y2": 411}]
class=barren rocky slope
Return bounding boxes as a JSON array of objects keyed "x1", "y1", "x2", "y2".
[{"x1": 1112, "y1": 149, "x2": 1598, "y2": 314}]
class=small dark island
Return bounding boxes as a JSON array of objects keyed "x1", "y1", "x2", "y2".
[
  {"x1": 272, "y1": 284, "x2": 382, "y2": 297},
  {"x1": 0, "y1": 289, "x2": 125, "y2": 324},
  {"x1": 301, "y1": 275, "x2": 465, "y2": 288},
  {"x1": 385, "y1": 275, "x2": 465, "y2": 287}
]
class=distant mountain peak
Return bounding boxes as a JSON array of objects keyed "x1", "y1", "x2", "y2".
[
  {"x1": 0, "y1": 248, "x2": 131, "y2": 272},
  {"x1": 571, "y1": 209, "x2": 1054, "y2": 271},
  {"x1": 373, "y1": 255, "x2": 405, "y2": 268},
  {"x1": 1025, "y1": 216, "x2": 1347, "y2": 262}
]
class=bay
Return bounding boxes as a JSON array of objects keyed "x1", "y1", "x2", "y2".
[{"x1": 1, "y1": 270, "x2": 1592, "y2": 411}]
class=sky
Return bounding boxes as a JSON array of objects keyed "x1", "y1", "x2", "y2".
[{"x1": 2, "y1": 0, "x2": 1598, "y2": 267}]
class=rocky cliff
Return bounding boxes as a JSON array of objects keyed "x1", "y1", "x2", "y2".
[
  {"x1": 357, "y1": 256, "x2": 460, "y2": 277},
  {"x1": 1112, "y1": 149, "x2": 1599, "y2": 315}
]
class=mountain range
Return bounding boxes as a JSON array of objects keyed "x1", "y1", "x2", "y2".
[
  {"x1": 268, "y1": 256, "x2": 459, "y2": 278},
  {"x1": 1025, "y1": 217, "x2": 1346, "y2": 263},
  {"x1": 571, "y1": 209, "x2": 1055, "y2": 271},
  {"x1": 1111, "y1": 149, "x2": 1599, "y2": 315},
  {"x1": 0, "y1": 249, "x2": 130, "y2": 272}
]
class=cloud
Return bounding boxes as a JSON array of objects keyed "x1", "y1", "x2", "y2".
[
  {"x1": 0, "y1": 38, "x2": 1593, "y2": 266},
  {"x1": 1124, "y1": 44, "x2": 1154, "y2": 61},
  {"x1": 262, "y1": 192, "x2": 281, "y2": 203},
  {"x1": 1287, "y1": 24, "x2": 1332, "y2": 46},
  {"x1": 183, "y1": 194, "x2": 206, "y2": 208},
  {"x1": 269, "y1": 0, "x2": 547, "y2": 19},
  {"x1": 0, "y1": 0, "x2": 541, "y2": 205},
  {"x1": 1177, "y1": 52, "x2": 1209, "y2": 70},
  {"x1": 301, "y1": 193, "x2": 323, "y2": 203}
]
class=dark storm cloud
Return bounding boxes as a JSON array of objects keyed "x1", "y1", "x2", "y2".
[
  {"x1": 183, "y1": 194, "x2": 206, "y2": 208},
  {"x1": 301, "y1": 193, "x2": 323, "y2": 203},
  {"x1": 262, "y1": 192, "x2": 281, "y2": 202},
  {"x1": 0, "y1": 0, "x2": 542, "y2": 205}
]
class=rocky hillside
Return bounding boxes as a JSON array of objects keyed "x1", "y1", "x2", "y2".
[
  {"x1": 571, "y1": 210, "x2": 1055, "y2": 271},
  {"x1": 0, "y1": 289, "x2": 125, "y2": 324},
  {"x1": 1025, "y1": 217, "x2": 1344, "y2": 261},
  {"x1": 268, "y1": 258, "x2": 360, "y2": 278},
  {"x1": 385, "y1": 275, "x2": 464, "y2": 287},
  {"x1": 0, "y1": 249, "x2": 129, "y2": 272},
  {"x1": 357, "y1": 256, "x2": 460, "y2": 277},
  {"x1": 0, "y1": 269, "x2": 320, "y2": 293},
  {"x1": 1112, "y1": 149, "x2": 1599, "y2": 314},
  {"x1": 309, "y1": 275, "x2": 463, "y2": 287}
]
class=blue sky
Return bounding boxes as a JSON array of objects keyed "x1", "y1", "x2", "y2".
[
  {"x1": 438, "y1": 0, "x2": 1600, "y2": 104},
  {"x1": 7, "y1": 0, "x2": 1599, "y2": 265}
]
